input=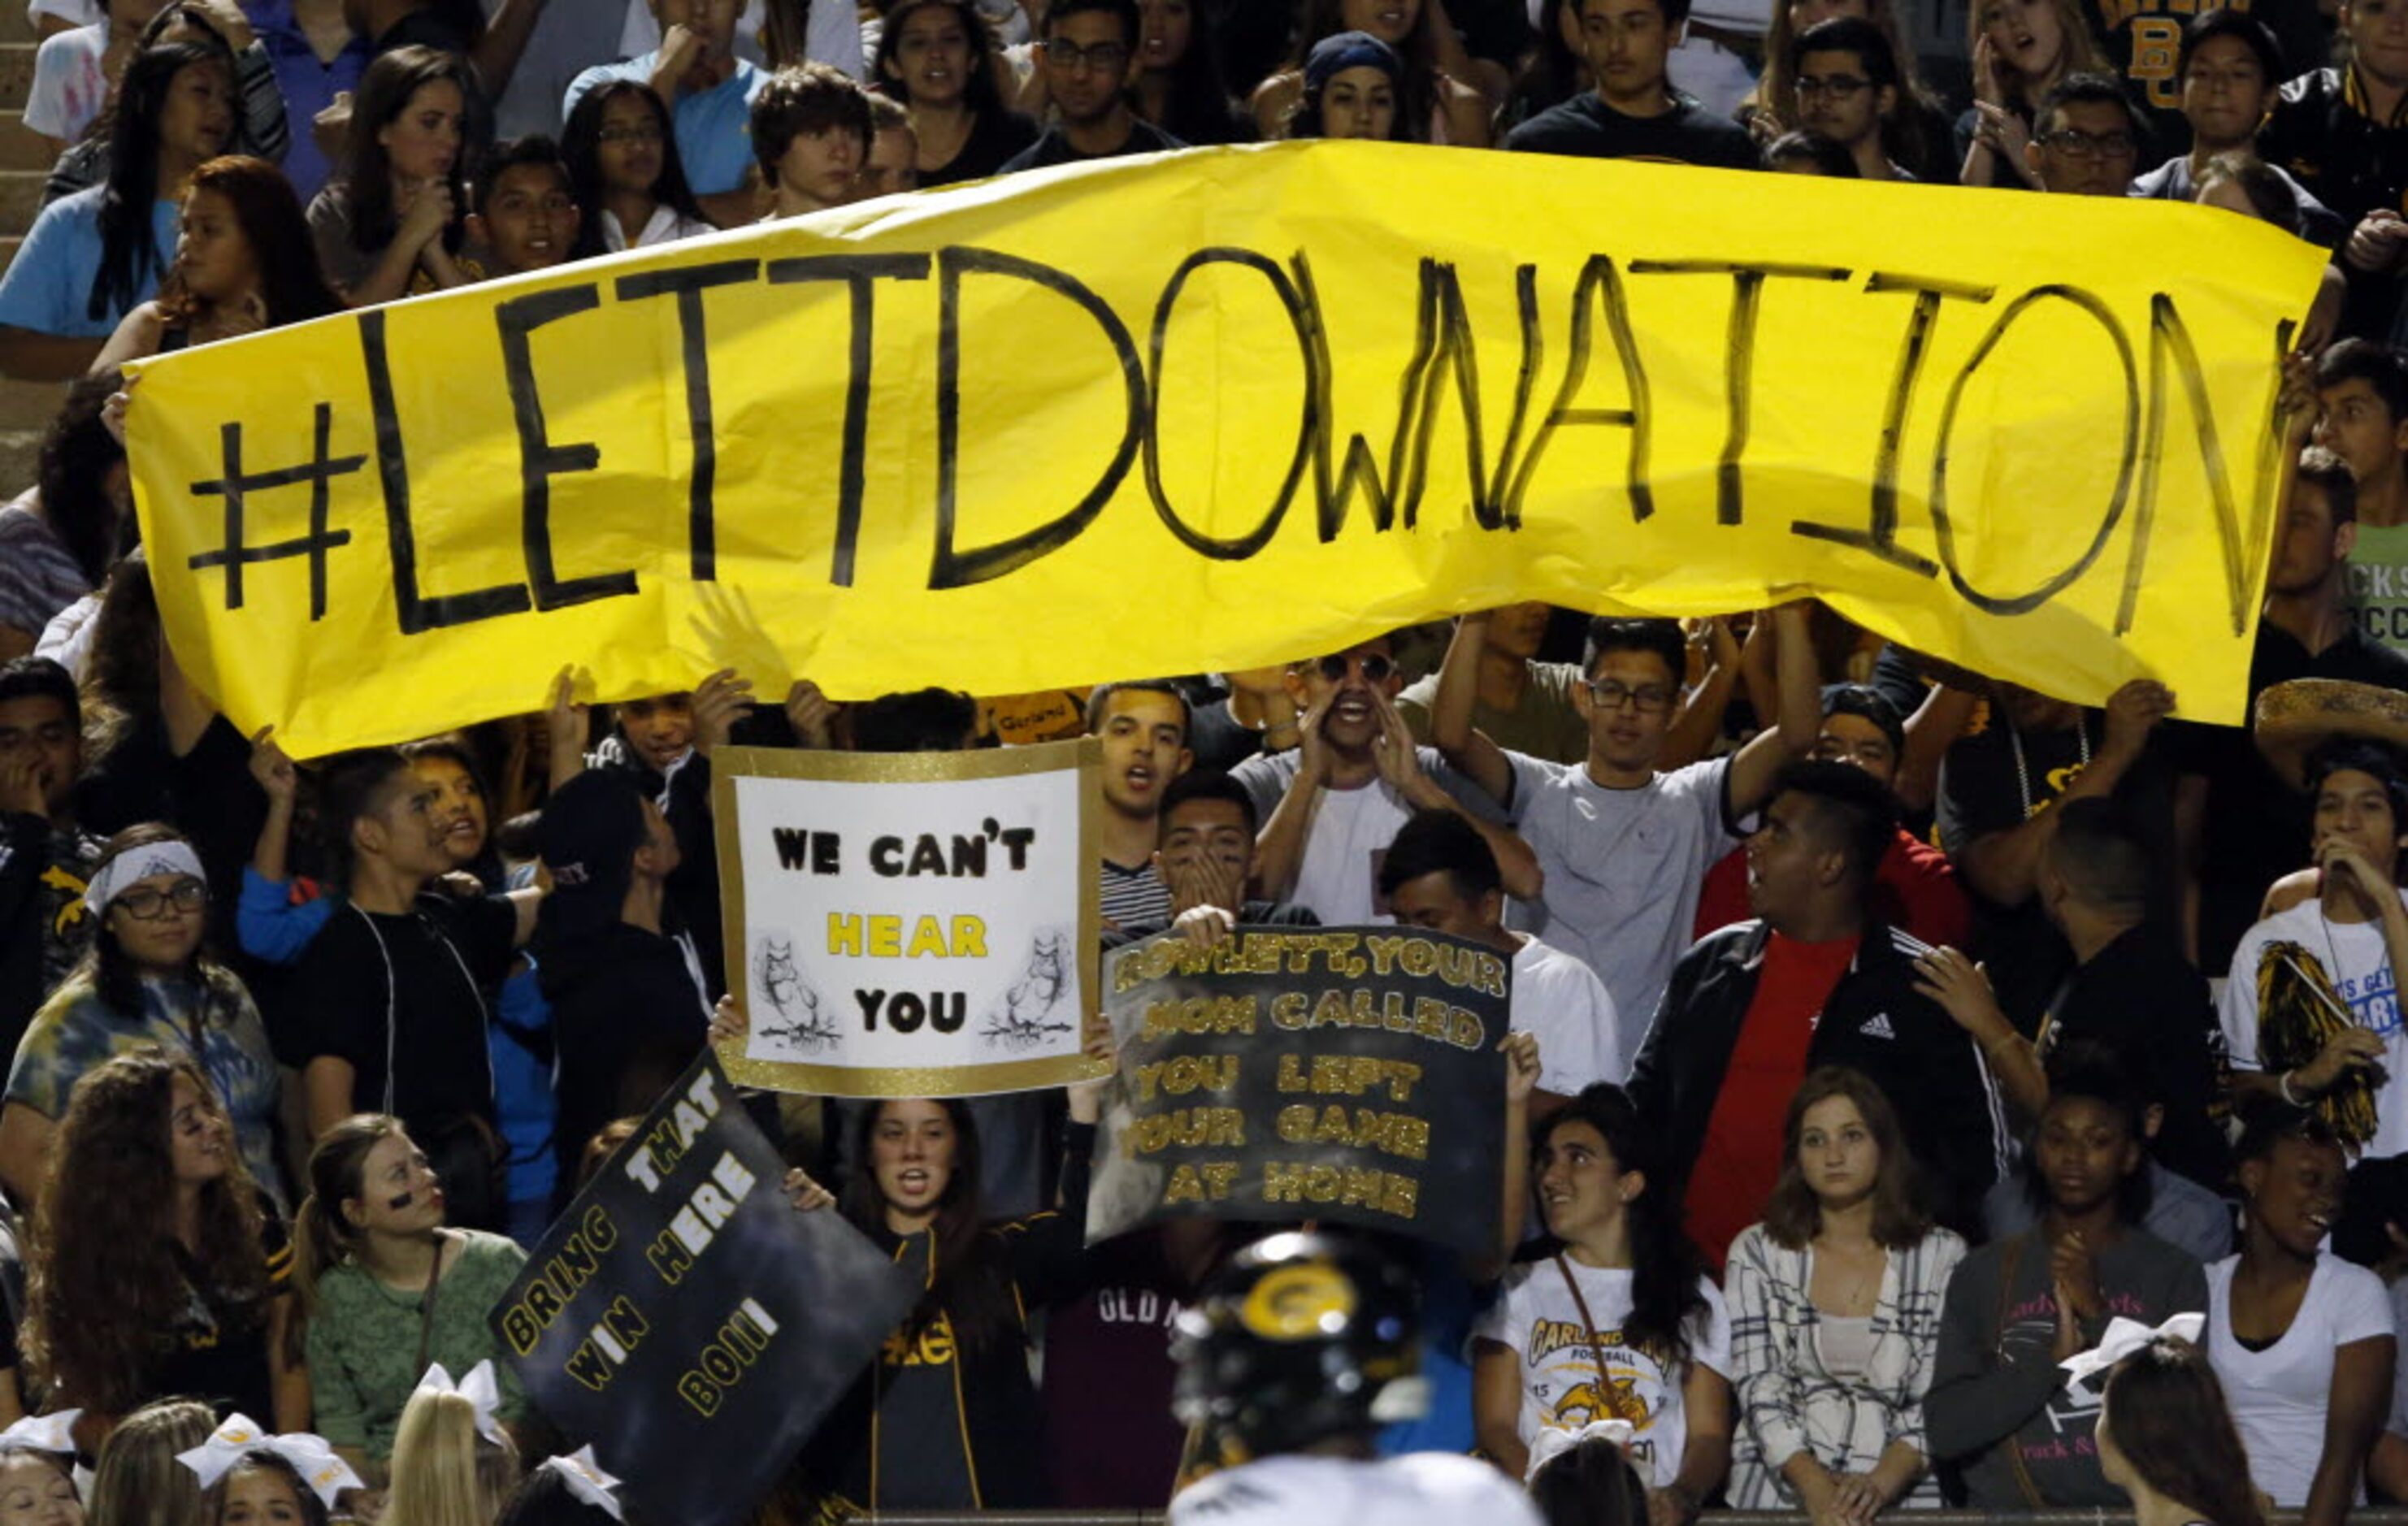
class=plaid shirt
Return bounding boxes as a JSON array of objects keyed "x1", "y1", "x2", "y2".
[{"x1": 1725, "y1": 1222, "x2": 1966, "y2": 1508}]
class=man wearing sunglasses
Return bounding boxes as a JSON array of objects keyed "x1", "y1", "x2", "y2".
[
  {"x1": 1000, "y1": 0, "x2": 1184, "y2": 173},
  {"x1": 1429, "y1": 604, "x2": 1819, "y2": 1068},
  {"x1": 1231, "y1": 636, "x2": 1539, "y2": 926}
]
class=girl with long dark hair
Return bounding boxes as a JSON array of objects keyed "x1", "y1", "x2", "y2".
[
  {"x1": 93, "y1": 153, "x2": 340, "y2": 366},
  {"x1": 873, "y1": 0, "x2": 1037, "y2": 186},
  {"x1": 1250, "y1": 0, "x2": 1494, "y2": 145},
  {"x1": 1726, "y1": 1067, "x2": 1961, "y2": 1515},
  {"x1": 43, "y1": 1, "x2": 293, "y2": 209},
  {"x1": 1924, "y1": 1056, "x2": 2206, "y2": 1508},
  {"x1": 2098, "y1": 1334, "x2": 2270, "y2": 1526},
  {"x1": 20, "y1": 1047, "x2": 303, "y2": 1446},
  {"x1": 1529, "y1": 1433, "x2": 1650, "y2": 1526},
  {"x1": 0, "y1": 41, "x2": 233, "y2": 380},
  {"x1": 562, "y1": 80, "x2": 711, "y2": 258},
  {"x1": 0, "y1": 825, "x2": 284, "y2": 1213},
  {"x1": 788, "y1": 1079, "x2": 1104, "y2": 1513},
  {"x1": 1131, "y1": 0, "x2": 1246, "y2": 145},
  {"x1": 2205, "y1": 1108, "x2": 2392, "y2": 1526},
  {"x1": 1473, "y1": 1083, "x2": 1732, "y2": 1518},
  {"x1": 306, "y1": 46, "x2": 477, "y2": 306}
]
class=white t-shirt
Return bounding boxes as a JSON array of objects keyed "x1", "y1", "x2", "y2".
[
  {"x1": 1230, "y1": 749, "x2": 1491, "y2": 928},
  {"x1": 1512, "y1": 934, "x2": 1624, "y2": 1092},
  {"x1": 1502, "y1": 753, "x2": 1734, "y2": 1064},
  {"x1": 1170, "y1": 1452, "x2": 1540, "y2": 1526},
  {"x1": 2206, "y1": 1253, "x2": 2396, "y2": 1507},
  {"x1": 602, "y1": 204, "x2": 716, "y2": 252},
  {"x1": 620, "y1": 0, "x2": 866, "y2": 79},
  {"x1": 24, "y1": 0, "x2": 98, "y2": 29},
  {"x1": 1473, "y1": 1259, "x2": 1732, "y2": 1489},
  {"x1": 2220, "y1": 895, "x2": 2408, "y2": 1157},
  {"x1": 24, "y1": 20, "x2": 108, "y2": 142}
]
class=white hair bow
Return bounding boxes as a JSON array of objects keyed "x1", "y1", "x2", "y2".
[
  {"x1": 415, "y1": 1360, "x2": 508, "y2": 1446},
  {"x1": 2059, "y1": 1312, "x2": 2206, "y2": 1389},
  {"x1": 0, "y1": 1411, "x2": 78, "y2": 1456},
  {"x1": 1525, "y1": 1419, "x2": 1636, "y2": 1483},
  {"x1": 538, "y1": 1446, "x2": 625, "y2": 1520},
  {"x1": 174, "y1": 1414, "x2": 363, "y2": 1507}
]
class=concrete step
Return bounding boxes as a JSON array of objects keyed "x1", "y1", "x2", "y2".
[
  {"x1": 0, "y1": 5, "x2": 37, "y2": 46},
  {"x1": 0, "y1": 430, "x2": 40, "y2": 489},
  {"x1": 0, "y1": 377, "x2": 63, "y2": 439},
  {"x1": 0, "y1": 46, "x2": 33, "y2": 111},
  {"x1": 0, "y1": 170, "x2": 41, "y2": 236},
  {"x1": 0, "y1": 115, "x2": 51, "y2": 172}
]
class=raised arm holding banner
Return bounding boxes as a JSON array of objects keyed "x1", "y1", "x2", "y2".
[{"x1": 119, "y1": 141, "x2": 2325, "y2": 756}]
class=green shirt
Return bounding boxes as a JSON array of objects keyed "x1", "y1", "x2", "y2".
[
  {"x1": 2348, "y1": 521, "x2": 2408, "y2": 653},
  {"x1": 1395, "y1": 660, "x2": 1590, "y2": 764},
  {"x1": 306, "y1": 1229, "x2": 531, "y2": 1461}
]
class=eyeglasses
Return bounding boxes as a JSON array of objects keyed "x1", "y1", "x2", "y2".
[
  {"x1": 112, "y1": 879, "x2": 207, "y2": 920},
  {"x1": 1586, "y1": 679, "x2": 1677, "y2": 714},
  {"x1": 1795, "y1": 74, "x2": 1872, "y2": 100},
  {"x1": 597, "y1": 123, "x2": 665, "y2": 144},
  {"x1": 1315, "y1": 653, "x2": 1395, "y2": 683},
  {"x1": 1042, "y1": 39, "x2": 1131, "y2": 72},
  {"x1": 2039, "y1": 128, "x2": 2135, "y2": 159}
]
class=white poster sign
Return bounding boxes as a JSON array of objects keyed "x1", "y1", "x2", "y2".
[{"x1": 710, "y1": 739, "x2": 1104, "y2": 1096}]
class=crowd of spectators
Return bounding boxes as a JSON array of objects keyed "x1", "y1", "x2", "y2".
[{"x1": 0, "y1": 0, "x2": 2400, "y2": 1519}]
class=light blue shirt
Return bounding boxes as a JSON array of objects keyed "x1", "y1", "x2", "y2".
[
  {"x1": 0, "y1": 186, "x2": 177, "y2": 336},
  {"x1": 562, "y1": 54, "x2": 766, "y2": 196}
]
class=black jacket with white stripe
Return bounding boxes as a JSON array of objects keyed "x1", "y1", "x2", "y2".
[{"x1": 1627, "y1": 919, "x2": 2011, "y2": 1241}]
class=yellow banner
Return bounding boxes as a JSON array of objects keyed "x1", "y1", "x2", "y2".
[{"x1": 125, "y1": 141, "x2": 2324, "y2": 755}]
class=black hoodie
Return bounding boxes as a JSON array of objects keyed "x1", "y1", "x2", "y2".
[{"x1": 530, "y1": 917, "x2": 710, "y2": 1186}]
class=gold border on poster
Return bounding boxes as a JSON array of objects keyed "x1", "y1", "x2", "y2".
[{"x1": 711, "y1": 738, "x2": 1109, "y2": 1097}]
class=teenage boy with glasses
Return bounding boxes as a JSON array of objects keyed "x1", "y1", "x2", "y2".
[
  {"x1": 1000, "y1": 0, "x2": 1185, "y2": 171},
  {"x1": 1230, "y1": 635, "x2": 1539, "y2": 926},
  {"x1": 1430, "y1": 606, "x2": 1819, "y2": 1062},
  {"x1": 1793, "y1": 15, "x2": 1911, "y2": 181},
  {"x1": 2024, "y1": 72, "x2": 2143, "y2": 196}
]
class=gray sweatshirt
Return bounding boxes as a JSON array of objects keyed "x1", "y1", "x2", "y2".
[{"x1": 1925, "y1": 1226, "x2": 2207, "y2": 1506}]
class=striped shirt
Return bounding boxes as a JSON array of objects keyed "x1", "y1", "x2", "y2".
[
  {"x1": 1100, "y1": 861, "x2": 1172, "y2": 931},
  {"x1": 0, "y1": 499, "x2": 89, "y2": 635}
]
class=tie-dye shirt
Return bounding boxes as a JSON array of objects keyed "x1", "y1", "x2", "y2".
[{"x1": 6, "y1": 967, "x2": 285, "y2": 1208}]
